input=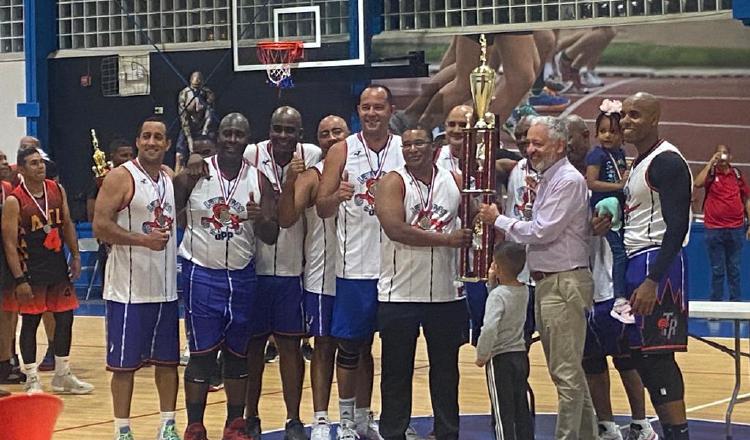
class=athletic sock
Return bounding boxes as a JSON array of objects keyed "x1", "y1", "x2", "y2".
[
  {"x1": 599, "y1": 420, "x2": 618, "y2": 434},
  {"x1": 114, "y1": 418, "x2": 131, "y2": 434},
  {"x1": 186, "y1": 402, "x2": 205, "y2": 425},
  {"x1": 226, "y1": 404, "x2": 245, "y2": 426},
  {"x1": 54, "y1": 355, "x2": 70, "y2": 376},
  {"x1": 313, "y1": 410, "x2": 329, "y2": 424},
  {"x1": 631, "y1": 419, "x2": 650, "y2": 430},
  {"x1": 670, "y1": 423, "x2": 689, "y2": 440},
  {"x1": 339, "y1": 398, "x2": 356, "y2": 426},
  {"x1": 160, "y1": 411, "x2": 176, "y2": 428},
  {"x1": 23, "y1": 362, "x2": 38, "y2": 378}
]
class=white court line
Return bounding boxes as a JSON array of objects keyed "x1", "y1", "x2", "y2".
[
  {"x1": 686, "y1": 393, "x2": 750, "y2": 413},
  {"x1": 561, "y1": 78, "x2": 638, "y2": 118},
  {"x1": 581, "y1": 118, "x2": 749, "y2": 130}
]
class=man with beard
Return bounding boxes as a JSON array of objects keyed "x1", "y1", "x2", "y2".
[
  {"x1": 479, "y1": 116, "x2": 597, "y2": 440},
  {"x1": 243, "y1": 106, "x2": 321, "y2": 439},
  {"x1": 594, "y1": 92, "x2": 692, "y2": 440},
  {"x1": 316, "y1": 85, "x2": 404, "y2": 440},
  {"x1": 176, "y1": 113, "x2": 278, "y2": 440},
  {"x1": 94, "y1": 116, "x2": 181, "y2": 440},
  {"x1": 277, "y1": 115, "x2": 350, "y2": 439}
]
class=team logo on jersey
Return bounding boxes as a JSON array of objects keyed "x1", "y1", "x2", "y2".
[
  {"x1": 409, "y1": 203, "x2": 451, "y2": 232},
  {"x1": 200, "y1": 197, "x2": 245, "y2": 240},
  {"x1": 142, "y1": 201, "x2": 174, "y2": 234},
  {"x1": 354, "y1": 171, "x2": 378, "y2": 216},
  {"x1": 622, "y1": 185, "x2": 640, "y2": 225}
]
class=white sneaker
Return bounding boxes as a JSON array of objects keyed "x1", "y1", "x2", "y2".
[
  {"x1": 405, "y1": 426, "x2": 422, "y2": 440},
  {"x1": 356, "y1": 412, "x2": 383, "y2": 440},
  {"x1": 580, "y1": 69, "x2": 604, "y2": 88},
  {"x1": 611, "y1": 298, "x2": 636, "y2": 324},
  {"x1": 24, "y1": 375, "x2": 44, "y2": 394},
  {"x1": 156, "y1": 420, "x2": 181, "y2": 440},
  {"x1": 598, "y1": 422, "x2": 623, "y2": 440},
  {"x1": 311, "y1": 421, "x2": 332, "y2": 440},
  {"x1": 337, "y1": 423, "x2": 360, "y2": 440},
  {"x1": 51, "y1": 371, "x2": 95, "y2": 395},
  {"x1": 627, "y1": 422, "x2": 659, "y2": 440}
]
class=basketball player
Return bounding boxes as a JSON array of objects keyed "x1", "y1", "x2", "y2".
[
  {"x1": 316, "y1": 85, "x2": 404, "y2": 439},
  {"x1": 242, "y1": 106, "x2": 321, "y2": 440},
  {"x1": 1, "y1": 147, "x2": 92, "y2": 396},
  {"x1": 376, "y1": 127, "x2": 471, "y2": 440},
  {"x1": 277, "y1": 114, "x2": 349, "y2": 440},
  {"x1": 93, "y1": 116, "x2": 181, "y2": 440},
  {"x1": 175, "y1": 113, "x2": 278, "y2": 440},
  {"x1": 594, "y1": 92, "x2": 692, "y2": 440}
]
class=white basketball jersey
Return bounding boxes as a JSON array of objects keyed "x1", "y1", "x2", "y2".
[
  {"x1": 246, "y1": 140, "x2": 321, "y2": 276},
  {"x1": 178, "y1": 156, "x2": 261, "y2": 270},
  {"x1": 104, "y1": 160, "x2": 177, "y2": 304},
  {"x1": 590, "y1": 235, "x2": 614, "y2": 303},
  {"x1": 623, "y1": 140, "x2": 693, "y2": 256},
  {"x1": 504, "y1": 158, "x2": 537, "y2": 221},
  {"x1": 337, "y1": 132, "x2": 404, "y2": 279},
  {"x1": 378, "y1": 166, "x2": 462, "y2": 303},
  {"x1": 435, "y1": 145, "x2": 459, "y2": 174},
  {"x1": 303, "y1": 161, "x2": 337, "y2": 295}
]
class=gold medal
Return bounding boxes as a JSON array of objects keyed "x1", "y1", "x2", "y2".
[
  {"x1": 418, "y1": 214, "x2": 431, "y2": 230},
  {"x1": 43, "y1": 224, "x2": 52, "y2": 234}
]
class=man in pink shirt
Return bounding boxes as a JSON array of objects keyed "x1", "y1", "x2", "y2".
[{"x1": 479, "y1": 116, "x2": 596, "y2": 440}]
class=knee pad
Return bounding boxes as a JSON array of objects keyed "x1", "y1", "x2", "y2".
[
  {"x1": 184, "y1": 351, "x2": 218, "y2": 384},
  {"x1": 637, "y1": 353, "x2": 684, "y2": 406},
  {"x1": 582, "y1": 356, "x2": 607, "y2": 375},
  {"x1": 612, "y1": 355, "x2": 636, "y2": 372},
  {"x1": 336, "y1": 339, "x2": 362, "y2": 370},
  {"x1": 222, "y1": 350, "x2": 248, "y2": 380}
]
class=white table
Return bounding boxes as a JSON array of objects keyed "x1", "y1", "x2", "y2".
[{"x1": 689, "y1": 301, "x2": 750, "y2": 440}]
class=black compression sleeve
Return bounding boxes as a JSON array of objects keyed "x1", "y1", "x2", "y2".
[{"x1": 646, "y1": 151, "x2": 692, "y2": 282}]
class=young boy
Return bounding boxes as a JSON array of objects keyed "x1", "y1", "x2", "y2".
[{"x1": 476, "y1": 241, "x2": 533, "y2": 440}]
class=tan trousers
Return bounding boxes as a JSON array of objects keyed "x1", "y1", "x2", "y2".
[{"x1": 535, "y1": 268, "x2": 597, "y2": 440}]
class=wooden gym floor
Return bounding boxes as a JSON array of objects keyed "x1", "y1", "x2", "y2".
[{"x1": 2, "y1": 316, "x2": 748, "y2": 439}]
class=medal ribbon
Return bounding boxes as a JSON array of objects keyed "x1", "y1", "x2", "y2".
[
  {"x1": 266, "y1": 142, "x2": 302, "y2": 193},
  {"x1": 605, "y1": 150, "x2": 623, "y2": 181},
  {"x1": 358, "y1": 133, "x2": 393, "y2": 180},
  {"x1": 133, "y1": 158, "x2": 166, "y2": 209},
  {"x1": 212, "y1": 156, "x2": 247, "y2": 204},
  {"x1": 407, "y1": 166, "x2": 437, "y2": 228},
  {"x1": 21, "y1": 179, "x2": 49, "y2": 225}
]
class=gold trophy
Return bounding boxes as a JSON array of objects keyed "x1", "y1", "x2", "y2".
[
  {"x1": 459, "y1": 34, "x2": 498, "y2": 281},
  {"x1": 91, "y1": 129, "x2": 112, "y2": 186}
]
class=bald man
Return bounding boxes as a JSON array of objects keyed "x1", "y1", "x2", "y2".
[
  {"x1": 243, "y1": 106, "x2": 322, "y2": 440},
  {"x1": 564, "y1": 114, "x2": 591, "y2": 172},
  {"x1": 176, "y1": 113, "x2": 279, "y2": 439},
  {"x1": 595, "y1": 92, "x2": 692, "y2": 440},
  {"x1": 277, "y1": 115, "x2": 350, "y2": 439}
]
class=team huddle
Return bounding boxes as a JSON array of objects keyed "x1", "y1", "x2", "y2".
[{"x1": 0, "y1": 85, "x2": 694, "y2": 440}]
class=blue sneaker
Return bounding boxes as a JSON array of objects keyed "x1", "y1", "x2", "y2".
[
  {"x1": 528, "y1": 91, "x2": 570, "y2": 113},
  {"x1": 503, "y1": 103, "x2": 538, "y2": 140}
]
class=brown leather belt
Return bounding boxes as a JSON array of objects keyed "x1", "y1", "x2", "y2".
[{"x1": 530, "y1": 266, "x2": 588, "y2": 282}]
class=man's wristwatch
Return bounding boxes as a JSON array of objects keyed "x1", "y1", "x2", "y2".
[{"x1": 13, "y1": 274, "x2": 29, "y2": 285}]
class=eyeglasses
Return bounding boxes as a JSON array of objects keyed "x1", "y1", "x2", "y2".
[{"x1": 402, "y1": 140, "x2": 431, "y2": 149}]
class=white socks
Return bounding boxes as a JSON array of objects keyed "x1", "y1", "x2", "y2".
[
  {"x1": 314, "y1": 410, "x2": 329, "y2": 424},
  {"x1": 339, "y1": 398, "x2": 356, "y2": 426},
  {"x1": 54, "y1": 355, "x2": 70, "y2": 376},
  {"x1": 114, "y1": 418, "x2": 131, "y2": 434},
  {"x1": 23, "y1": 362, "x2": 38, "y2": 378}
]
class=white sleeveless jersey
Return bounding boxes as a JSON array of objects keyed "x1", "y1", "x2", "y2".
[
  {"x1": 245, "y1": 141, "x2": 322, "y2": 276},
  {"x1": 303, "y1": 161, "x2": 337, "y2": 295},
  {"x1": 337, "y1": 133, "x2": 404, "y2": 279},
  {"x1": 104, "y1": 160, "x2": 177, "y2": 304},
  {"x1": 178, "y1": 156, "x2": 261, "y2": 270},
  {"x1": 378, "y1": 166, "x2": 462, "y2": 303},
  {"x1": 435, "y1": 145, "x2": 459, "y2": 174},
  {"x1": 623, "y1": 140, "x2": 693, "y2": 256}
]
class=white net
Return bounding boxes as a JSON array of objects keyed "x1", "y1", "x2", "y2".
[{"x1": 257, "y1": 42, "x2": 304, "y2": 88}]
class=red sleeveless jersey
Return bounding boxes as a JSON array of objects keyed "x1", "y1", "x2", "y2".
[{"x1": 9, "y1": 179, "x2": 69, "y2": 285}]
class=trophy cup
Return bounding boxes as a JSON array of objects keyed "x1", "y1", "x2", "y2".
[
  {"x1": 458, "y1": 34, "x2": 499, "y2": 282},
  {"x1": 91, "y1": 129, "x2": 112, "y2": 186}
]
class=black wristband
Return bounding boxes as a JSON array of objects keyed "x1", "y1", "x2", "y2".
[{"x1": 13, "y1": 274, "x2": 29, "y2": 285}]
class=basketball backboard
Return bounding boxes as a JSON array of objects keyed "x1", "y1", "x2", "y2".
[{"x1": 232, "y1": 0, "x2": 365, "y2": 72}]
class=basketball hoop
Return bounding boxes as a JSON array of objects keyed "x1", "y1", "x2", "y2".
[{"x1": 257, "y1": 41, "x2": 304, "y2": 89}]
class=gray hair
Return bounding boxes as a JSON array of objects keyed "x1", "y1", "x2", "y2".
[{"x1": 528, "y1": 116, "x2": 568, "y2": 144}]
